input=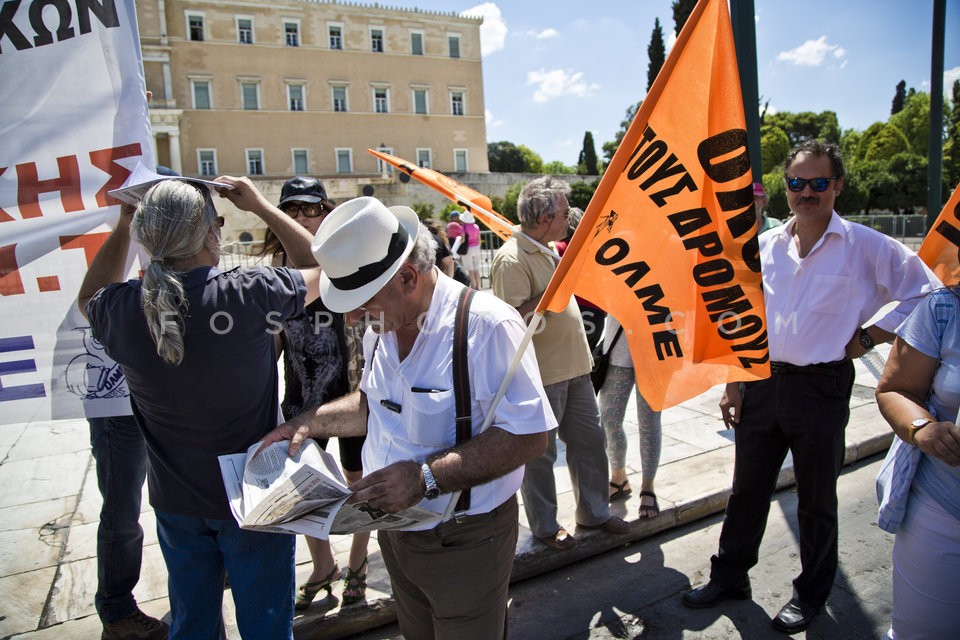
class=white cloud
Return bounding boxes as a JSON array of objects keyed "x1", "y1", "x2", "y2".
[
  {"x1": 778, "y1": 36, "x2": 845, "y2": 67},
  {"x1": 526, "y1": 68, "x2": 600, "y2": 102},
  {"x1": 666, "y1": 29, "x2": 677, "y2": 54},
  {"x1": 485, "y1": 109, "x2": 504, "y2": 127},
  {"x1": 462, "y1": 3, "x2": 506, "y2": 57},
  {"x1": 524, "y1": 28, "x2": 558, "y2": 39},
  {"x1": 946, "y1": 66, "x2": 960, "y2": 88}
]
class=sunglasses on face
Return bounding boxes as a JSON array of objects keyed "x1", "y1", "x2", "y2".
[
  {"x1": 283, "y1": 203, "x2": 328, "y2": 218},
  {"x1": 785, "y1": 176, "x2": 839, "y2": 193}
]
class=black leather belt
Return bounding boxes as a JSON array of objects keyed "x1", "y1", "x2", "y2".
[{"x1": 770, "y1": 360, "x2": 847, "y2": 376}]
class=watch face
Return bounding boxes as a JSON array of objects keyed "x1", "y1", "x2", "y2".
[
  {"x1": 859, "y1": 332, "x2": 874, "y2": 349},
  {"x1": 425, "y1": 488, "x2": 441, "y2": 499},
  {"x1": 911, "y1": 418, "x2": 931, "y2": 428}
]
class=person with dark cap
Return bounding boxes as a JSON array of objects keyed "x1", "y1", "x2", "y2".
[
  {"x1": 260, "y1": 177, "x2": 372, "y2": 609},
  {"x1": 257, "y1": 196, "x2": 554, "y2": 639}
]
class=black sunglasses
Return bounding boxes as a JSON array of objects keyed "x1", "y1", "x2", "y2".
[
  {"x1": 786, "y1": 176, "x2": 839, "y2": 193},
  {"x1": 283, "y1": 203, "x2": 328, "y2": 218}
]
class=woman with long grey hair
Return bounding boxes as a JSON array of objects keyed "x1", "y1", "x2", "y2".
[{"x1": 79, "y1": 175, "x2": 320, "y2": 640}]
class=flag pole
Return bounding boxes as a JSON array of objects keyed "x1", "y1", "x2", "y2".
[{"x1": 480, "y1": 312, "x2": 544, "y2": 430}]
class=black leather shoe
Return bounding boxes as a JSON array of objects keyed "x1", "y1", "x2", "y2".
[
  {"x1": 772, "y1": 598, "x2": 820, "y2": 634},
  {"x1": 681, "y1": 577, "x2": 751, "y2": 609}
]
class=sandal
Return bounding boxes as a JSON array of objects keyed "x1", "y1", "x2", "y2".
[
  {"x1": 294, "y1": 565, "x2": 341, "y2": 610},
  {"x1": 342, "y1": 557, "x2": 368, "y2": 606},
  {"x1": 609, "y1": 480, "x2": 632, "y2": 501},
  {"x1": 638, "y1": 491, "x2": 660, "y2": 519}
]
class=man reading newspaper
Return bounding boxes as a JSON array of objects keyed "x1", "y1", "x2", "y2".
[{"x1": 258, "y1": 197, "x2": 553, "y2": 640}]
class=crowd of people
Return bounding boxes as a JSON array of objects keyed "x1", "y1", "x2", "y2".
[{"x1": 77, "y1": 138, "x2": 958, "y2": 639}]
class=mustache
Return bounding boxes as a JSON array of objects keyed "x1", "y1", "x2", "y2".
[{"x1": 798, "y1": 196, "x2": 819, "y2": 205}]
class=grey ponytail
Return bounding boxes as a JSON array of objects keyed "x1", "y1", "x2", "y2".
[{"x1": 131, "y1": 180, "x2": 218, "y2": 365}]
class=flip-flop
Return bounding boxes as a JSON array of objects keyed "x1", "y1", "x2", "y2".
[
  {"x1": 638, "y1": 490, "x2": 660, "y2": 519},
  {"x1": 609, "y1": 480, "x2": 632, "y2": 501}
]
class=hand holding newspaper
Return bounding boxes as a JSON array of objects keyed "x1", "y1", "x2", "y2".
[{"x1": 218, "y1": 439, "x2": 442, "y2": 539}]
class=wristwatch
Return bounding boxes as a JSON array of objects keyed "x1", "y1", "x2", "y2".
[
  {"x1": 908, "y1": 417, "x2": 933, "y2": 446},
  {"x1": 858, "y1": 327, "x2": 875, "y2": 350},
  {"x1": 419, "y1": 461, "x2": 441, "y2": 500}
]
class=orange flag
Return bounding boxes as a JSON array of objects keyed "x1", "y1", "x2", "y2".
[
  {"x1": 537, "y1": 0, "x2": 769, "y2": 411},
  {"x1": 917, "y1": 183, "x2": 960, "y2": 286},
  {"x1": 367, "y1": 149, "x2": 514, "y2": 241}
]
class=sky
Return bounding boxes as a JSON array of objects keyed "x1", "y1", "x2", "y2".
[{"x1": 381, "y1": 0, "x2": 960, "y2": 166}]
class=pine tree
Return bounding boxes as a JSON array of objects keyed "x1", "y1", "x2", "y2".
[
  {"x1": 891, "y1": 80, "x2": 907, "y2": 115},
  {"x1": 578, "y1": 131, "x2": 599, "y2": 175},
  {"x1": 672, "y1": 0, "x2": 697, "y2": 35},
  {"x1": 647, "y1": 18, "x2": 665, "y2": 91}
]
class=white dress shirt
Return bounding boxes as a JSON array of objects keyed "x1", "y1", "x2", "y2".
[
  {"x1": 360, "y1": 272, "x2": 556, "y2": 529},
  {"x1": 760, "y1": 212, "x2": 941, "y2": 366}
]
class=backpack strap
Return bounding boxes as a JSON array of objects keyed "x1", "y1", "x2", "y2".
[{"x1": 452, "y1": 285, "x2": 476, "y2": 521}]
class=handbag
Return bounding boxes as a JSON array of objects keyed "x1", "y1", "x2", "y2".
[
  {"x1": 590, "y1": 326, "x2": 623, "y2": 393},
  {"x1": 457, "y1": 230, "x2": 469, "y2": 255},
  {"x1": 876, "y1": 434, "x2": 922, "y2": 533}
]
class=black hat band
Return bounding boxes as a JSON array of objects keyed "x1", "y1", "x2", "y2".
[{"x1": 328, "y1": 224, "x2": 409, "y2": 292}]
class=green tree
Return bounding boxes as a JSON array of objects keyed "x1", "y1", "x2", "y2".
[
  {"x1": 487, "y1": 141, "x2": 526, "y2": 172},
  {"x1": 602, "y1": 102, "x2": 639, "y2": 164},
  {"x1": 410, "y1": 202, "x2": 435, "y2": 220},
  {"x1": 490, "y1": 180, "x2": 526, "y2": 223},
  {"x1": 863, "y1": 123, "x2": 911, "y2": 161},
  {"x1": 761, "y1": 171, "x2": 789, "y2": 219},
  {"x1": 568, "y1": 179, "x2": 600, "y2": 211},
  {"x1": 647, "y1": 18, "x2": 665, "y2": 91},
  {"x1": 517, "y1": 145, "x2": 544, "y2": 173},
  {"x1": 764, "y1": 111, "x2": 840, "y2": 146},
  {"x1": 439, "y1": 202, "x2": 464, "y2": 222},
  {"x1": 891, "y1": 79, "x2": 907, "y2": 115},
  {"x1": 886, "y1": 152, "x2": 928, "y2": 213},
  {"x1": 544, "y1": 160, "x2": 576, "y2": 175},
  {"x1": 944, "y1": 79, "x2": 960, "y2": 188},
  {"x1": 889, "y1": 91, "x2": 931, "y2": 157},
  {"x1": 672, "y1": 0, "x2": 696, "y2": 35},
  {"x1": 760, "y1": 125, "x2": 791, "y2": 173},
  {"x1": 577, "y1": 131, "x2": 599, "y2": 175}
]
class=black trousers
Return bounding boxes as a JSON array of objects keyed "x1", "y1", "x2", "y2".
[{"x1": 710, "y1": 360, "x2": 855, "y2": 606}]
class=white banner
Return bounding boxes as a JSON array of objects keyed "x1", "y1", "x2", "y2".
[{"x1": 0, "y1": 0, "x2": 151, "y2": 423}]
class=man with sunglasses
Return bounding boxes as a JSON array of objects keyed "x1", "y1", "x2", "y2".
[{"x1": 683, "y1": 140, "x2": 940, "y2": 634}]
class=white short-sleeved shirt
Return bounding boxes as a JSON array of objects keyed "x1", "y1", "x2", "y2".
[
  {"x1": 360, "y1": 272, "x2": 556, "y2": 528},
  {"x1": 760, "y1": 212, "x2": 941, "y2": 365}
]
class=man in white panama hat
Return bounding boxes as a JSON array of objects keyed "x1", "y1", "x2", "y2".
[{"x1": 259, "y1": 196, "x2": 554, "y2": 639}]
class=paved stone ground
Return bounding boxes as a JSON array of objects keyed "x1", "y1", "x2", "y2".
[{"x1": 0, "y1": 348, "x2": 893, "y2": 639}]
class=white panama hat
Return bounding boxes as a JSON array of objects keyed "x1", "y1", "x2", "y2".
[
  {"x1": 459, "y1": 211, "x2": 476, "y2": 224},
  {"x1": 311, "y1": 196, "x2": 420, "y2": 313}
]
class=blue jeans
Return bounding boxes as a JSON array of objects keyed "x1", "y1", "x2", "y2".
[
  {"x1": 155, "y1": 510, "x2": 295, "y2": 640},
  {"x1": 89, "y1": 415, "x2": 148, "y2": 624}
]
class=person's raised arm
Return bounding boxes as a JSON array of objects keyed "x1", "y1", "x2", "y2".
[
  {"x1": 215, "y1": 176, "x2": 317, "y2": 268},
  {"x1": 77, "y1": 202, "x2": 136, "y2": 319},
  {"x1": 876, "y1": 338, "x2": 960, "y2": 467}
]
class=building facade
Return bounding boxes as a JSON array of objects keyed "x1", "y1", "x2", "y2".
[{"x1": 137, "y1": 0, "x2": 489, "y2": 179}]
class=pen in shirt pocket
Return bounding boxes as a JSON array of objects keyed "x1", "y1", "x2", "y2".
[{"x1": 411, "y1": 386, "x2": 448, "y2": 393}]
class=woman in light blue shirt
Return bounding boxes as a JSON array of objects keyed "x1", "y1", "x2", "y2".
[{"x1": 876, "y1": 287, "x2": 960, "y2": 639}]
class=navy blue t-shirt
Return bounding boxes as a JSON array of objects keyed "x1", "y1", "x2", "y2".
[{"x1": 88, "y1": 266, "x2": 306, "y2": 519}]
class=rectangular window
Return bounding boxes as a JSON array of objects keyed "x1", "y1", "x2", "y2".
[
  {"x1": 451, "y1": 91, "x2": 464, "y2": 116},
  {"x1": 413, "y1": 89, "x2": 427, "y2": 114},
  {"x1": 332, "y1": 86, "x2": 347, "y2": 112},
  {"x1": 376, "y1": 148, "x2": 394, "y2": 175},
  {"x1": 288, "y1": 84, "x2": 304, "y2": 111},
  {"x1": 329, "y1": 25, "x2": 342, "y2": 50},
  {"x1": 371, "y1": 28, "x2": 384, "y2": 53},
  {"x1": 241, "y1": 82, "x2": 259, "y2": 110},
  {"x1": 336, "y1": 148, "x2": 353, "y2": 174},
  {"x1": 410, "y1": 31, "x2": 423, "y2": 55},
  {"x1": 292, "y1": 149, "x2": 309, "y2": 174},
  {"x1": 448, "y1": 34, "x2": 460, "y2": 58},
  {"x1": 454, "y1": 149, "x2": 468, "y2": 172},
  {"x1": 285, "y1": 21, "x2": 299, "y2": 47},
  {"x1": 374, "y1": 88, "x2": 388, "y2": 113},
  {"x1": 246, "y1": 149, "x2": 264, "y2": 175},
  {"x1": 191, "y1": 80, "x2": 211, "y2": 109},
  {"x1": 416, "y1": 148, "x2": 432, "y2": 169},
  {"x1": 237, "y1": 17, "x2": 253, "y2": 44},
  {"x1": 188, "y1": 14, "x2": 204, "y2": 41},
  {"x1": 198, "y1": 149, "x2": 217, "y2": 176}
]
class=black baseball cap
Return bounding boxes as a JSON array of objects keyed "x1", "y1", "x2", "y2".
[{"x1": 279, "y1": 176, "x2": 327, "y2": 207}]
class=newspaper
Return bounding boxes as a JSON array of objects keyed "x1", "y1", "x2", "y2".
[
  {"x1": 108, "y1": 161, "x2": 233, "y2": 205},
  {"x1": 218, "y1": 439, "x2": 443, "y2": 539}
]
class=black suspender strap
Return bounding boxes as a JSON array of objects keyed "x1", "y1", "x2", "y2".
[{"x1": 452, "y1": 286, "x2": 476, "y2": 520}]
